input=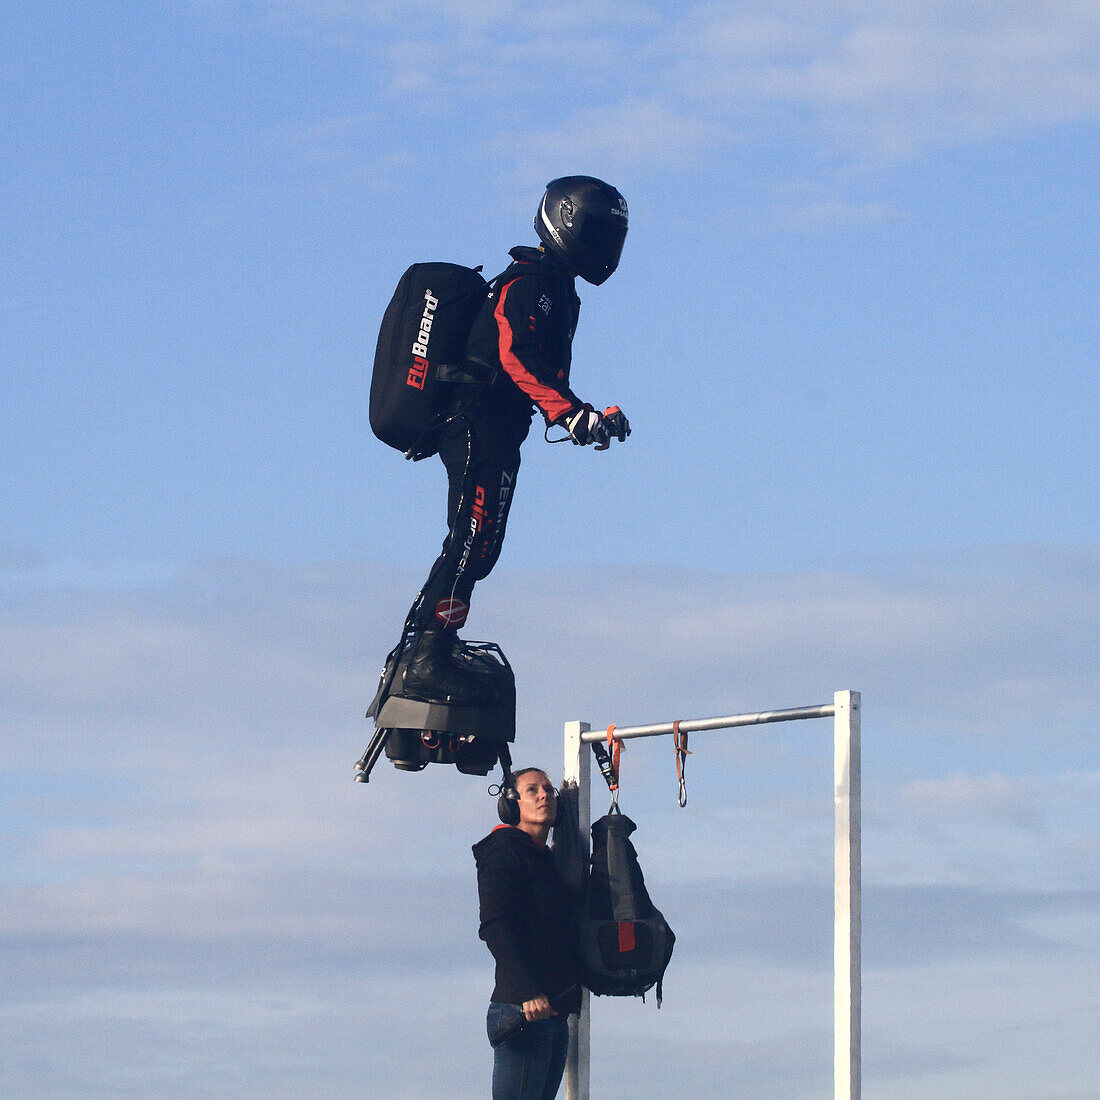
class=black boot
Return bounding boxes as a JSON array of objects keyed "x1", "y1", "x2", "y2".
[{"x1": 401, "y1": 626, "x2": 492, "y2": 706}]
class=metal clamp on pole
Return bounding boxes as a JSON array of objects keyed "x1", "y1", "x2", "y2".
[{"x1": 591, "y1": 739, "x2": 617, "y2": 793}]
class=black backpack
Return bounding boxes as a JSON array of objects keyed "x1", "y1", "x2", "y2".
[
  {"x1": 579, "y1": 808, "x2": 675, "y2": 1004},
  {"x1": 370, "y1": 262, "x2": 496, "y2": 461}
]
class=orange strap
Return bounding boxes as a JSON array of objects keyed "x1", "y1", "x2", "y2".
[
  {"x1": 606, "y1": 724, "x2": 621, "y2": 796},
  {"x1": 673, "y1": 720, "x2": 691, "y2": 807}
]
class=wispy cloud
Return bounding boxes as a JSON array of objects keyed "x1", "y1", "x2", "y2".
[
  {"x1": 900, "y1": 771, "x2": 1039, "y2": 824},
  {"x1": 668, "y1": 1, "x2": 1100, "y2": 161},
  {"x1": 774, "y1": 198, "x2": 904, "y2": 229},
  {"x1": 504, "y1": 97, "x2": 720, "y2": 179},
  {"x1": 212, "y1": 1, "x2": 1100, "y2": 176},
  {"x1": 2, "y1": 547, "x2": 1098, "y2": 1095}
]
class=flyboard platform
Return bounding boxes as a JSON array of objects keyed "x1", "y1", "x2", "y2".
[{"x1": 355, "y1": 638, "x2": 515, "y2": 782}]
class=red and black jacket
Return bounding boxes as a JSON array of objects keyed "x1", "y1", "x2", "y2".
[{"x1": 465, "y1": 245, "x2": 583, "y2": 428}]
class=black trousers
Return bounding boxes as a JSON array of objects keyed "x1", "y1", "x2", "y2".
[{"x1": 412, "y1": 404, "x2": 528, "y2": 632}]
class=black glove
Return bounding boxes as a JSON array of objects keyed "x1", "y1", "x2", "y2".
[
  {"x1": 562, "y1": 404, "x2": 609, "y2": 448},
  {"x1": 601, "y1": 406, "x2": 630, "y2": 443}
]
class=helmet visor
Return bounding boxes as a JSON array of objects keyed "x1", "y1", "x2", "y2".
[{"x1": 579, "y1": 214, "x2": 627, "y2": 278}]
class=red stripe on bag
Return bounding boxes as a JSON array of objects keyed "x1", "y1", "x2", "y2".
[{"x1": 618, "y1": 922, "x2": 636, "y2": 953}]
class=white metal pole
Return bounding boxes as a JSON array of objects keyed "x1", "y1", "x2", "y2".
[
  {"x1": 562, "y1": 695, "x2": 858, "y2": 1098},
  {"x1": 563, "y1": 721, "x2": 591, "y2": 1100},
  {"x1": 577, "y1": 704, "x2": 836, "y2": 744},
  {"x1": 833, "y1": 690, "x2": 861, "y2": 1099}
]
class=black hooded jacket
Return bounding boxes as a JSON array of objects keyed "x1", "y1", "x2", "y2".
[
  {"x1": 472, "y1": 825, "x2": 582, "y2": 1014},
  {"x1": 465, "y1": 245, "x2": 583, "y2": 432}
]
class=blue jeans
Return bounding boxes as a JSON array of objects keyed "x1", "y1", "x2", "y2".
[{"x1": 487, "y1": 1002, "x2": 569, "y2": 1100}]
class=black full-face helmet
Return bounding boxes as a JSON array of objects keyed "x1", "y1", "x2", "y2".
[{"x1": 535, "y1": 176, "x2": 628, "y2": 285}]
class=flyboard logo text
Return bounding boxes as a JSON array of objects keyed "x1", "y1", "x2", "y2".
[
  {"x1": 455, "y1": 471, "x2": 514, "y2": 580},
  {"x1": 407, "y1": 288, "x2": 438, "y2": 391},
  {"x1": 455, "y1": 485, "x2": 487, "y2": 582}
]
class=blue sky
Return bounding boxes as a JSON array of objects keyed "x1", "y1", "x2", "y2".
[{"x1": 3, "y1": 2, "x2": 1099, "y2": 1097}]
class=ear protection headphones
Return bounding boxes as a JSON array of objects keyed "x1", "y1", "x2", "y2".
[
  {"x1": 496, "y1": 783, "x2": 521, "y2": 825},
  {"x1": 497, "y1": 768, "x2": 558, "y2": 827}
]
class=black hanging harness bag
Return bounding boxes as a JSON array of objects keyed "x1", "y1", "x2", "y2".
[
  {"x1": 579, "y1": 807, "x2": 675, "y2": 1003},
  {"x1": 370, "y1": 262, "x2": 497, "y2": 461}
]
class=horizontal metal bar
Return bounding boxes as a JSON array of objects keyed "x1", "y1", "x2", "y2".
[{"x1": 578, "y1": 704, "x2": 835, "y2": 744}]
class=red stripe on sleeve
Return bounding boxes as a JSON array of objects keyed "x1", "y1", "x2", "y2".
[{"x1": 495, "y1": 279, "x2": 575, "y2": 423}]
